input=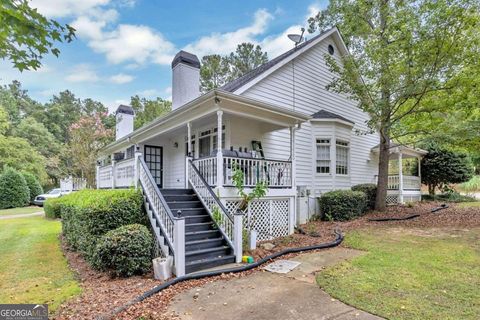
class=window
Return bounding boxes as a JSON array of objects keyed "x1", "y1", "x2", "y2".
[
  {"x1": 336, "y1": 140, "x2": 349, "y2": 175},
  {"x1": 126, "y1": 145, "x2": 135, "y2": 159},
  {"x1": 316, "y1": 138, "x2": 330, "y2": 173},
  {"x1": 188, "y1": 125, "x2": 226, "y2": 158},
  {"x1": 328, "y1": 44, "x2": 335, "y2": 55}
]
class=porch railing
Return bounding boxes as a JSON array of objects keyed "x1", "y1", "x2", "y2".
[
  {"x1": 97, "y1": 165, "x2": 112, "y2": 189},
  {"x1": 139, "y1": 158, "x2": 186, "y2": 275},
  {"x1": 193, "y1": 156, "x2": 292, "y2": 188},
  {"x1": 187, "y1": 159, "x2": 235, "y2": 250},
  {"x1": 386, "y1": 175, "x2": 421, "y2": 190},
  {"x1": 60, "y1": 176, "x2": 87, "y2": 192},
  {"x1": 115, "y1": 157, "x2": 136, "y2": 188}
]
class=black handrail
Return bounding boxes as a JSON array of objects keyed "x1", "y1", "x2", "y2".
[
  {"x1": 195, "y1": 154, "x2": 292, "y2": 164},
  {"x1": 188, "y1": 160, "x2": 233, "y2": 222},
  {"x1": 139, "y1": 158, "x2": 177, "y2": 221}
]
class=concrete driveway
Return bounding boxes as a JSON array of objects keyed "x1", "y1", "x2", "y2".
[{"x1": 167, "y1": 248, "x2": 383, "y2": 320}]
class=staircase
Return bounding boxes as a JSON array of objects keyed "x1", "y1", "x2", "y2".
[{"x1": 161, "y1": 188, "x2": 235, "y2": 273}]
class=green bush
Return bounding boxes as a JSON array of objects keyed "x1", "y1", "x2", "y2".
[
  {"x1": 351, "y1": 183, "x2": 377, "y2": 210},
  {"x1": 93, "y1": 224, "x2": 154, "y2": 277},
  {"x1": 59, "y1": 189, "x2": 146, "y2": 262},
  {"x1": 44, "y1": 197, "x2": 63, "y2": 219},
  {"x1": 0, "y1": 167, "x2": 30, "y2": 209},
  {"x1": 22, "y1": 172, "x2": 43, "y2": 203},
  {"x1": 318, "y1": 190, "x2": 367, "y2": 221}
]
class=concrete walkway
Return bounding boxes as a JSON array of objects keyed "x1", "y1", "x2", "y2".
[
  {"x1": 0, "y1": 212, "x2": 44, "y2": 220},
  {"x1": 167, "y1": 247, "x2": 383, "y2": 320}
]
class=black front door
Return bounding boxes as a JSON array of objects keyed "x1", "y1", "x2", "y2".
[{"x1": 144, "y1": 145, "x2": 163, "y2": 188}]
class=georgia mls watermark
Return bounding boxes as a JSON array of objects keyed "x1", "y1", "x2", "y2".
[{"x1": 0, "y1": 304, "x2": 48, "y2": 320}]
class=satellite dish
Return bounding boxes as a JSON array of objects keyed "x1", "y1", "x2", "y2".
[{"x1": 287, "y1": 28, "x2": 305, "y2": 47}]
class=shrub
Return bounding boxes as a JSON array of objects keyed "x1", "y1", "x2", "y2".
[
  {"x1": 421, "y1": 147, "x2": 474, "y2": 195},
  {"x1": 351, "y1": 183, "x2": 377, "y2": 210},
  {"x1": 44, "y1": 198, "x2": 63, "y2": 219},
  {"x1": 0, "y1": 167, "x2": 30, "y2": 209},
  {"x1": 93, "y1": 224, "x2": 154, "y2": 277},
  {"x1": 22, "y1": 172, "x2": 43, "y2": 203},
  {"x1": 318, "y1": 190, "x2": 367, "y2": 221},
  {"x1": 59, "y1": 189, "x2": 146, "y2": 262}
]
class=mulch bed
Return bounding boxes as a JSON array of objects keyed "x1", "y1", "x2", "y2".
[{"x1": 54, "y1": 202, "x2": 480, "y2": 320}]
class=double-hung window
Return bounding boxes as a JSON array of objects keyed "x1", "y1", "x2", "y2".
[
  {"x1": 336, "y1": 140, "x2": 349, "y2": 175},
  {"x1": 316, "y1": 139, "x2": 331, "y2": 173}
]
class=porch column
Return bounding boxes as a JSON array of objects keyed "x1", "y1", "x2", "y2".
[
  {"x1": 95, "y1": 163, "x2": 100, "y2": 189},
  {"x1": 187, "y1": 122, "x2": 192, "y2": 156},
  {"x1": 289, "y1": 126, "x2": 296, "y2": 233},
  {"x1": 111, "y1": 159, "x2": 116, "y2": 189},
  {"x1": 417, "y1": 156, "x2": 422, "y2": 178},
  {"x1": 134, "y1": 151, "x2": 142, "y2": 189},
  {"x1": 216, "y1": 110, "x2": 224, "y2": 187},
  {"x1": 398, "y1": 152, "x2": 403, "y2": 204}
]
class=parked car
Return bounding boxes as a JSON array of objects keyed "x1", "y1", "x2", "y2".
[{"x1": 33, "y1": 188, "x2": 68, "y2": 206}]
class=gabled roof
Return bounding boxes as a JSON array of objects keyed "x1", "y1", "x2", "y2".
[
  {"x1": 311, "y1": 109, "x2": 354, "y2": 124},
  {"x1": 221, "y1": 27, "x2": 338, "y2": 93}
]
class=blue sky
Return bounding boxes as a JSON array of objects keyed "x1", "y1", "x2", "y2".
[{"x1": 0, "y1": 0, "x2": 327, "y2": 111}]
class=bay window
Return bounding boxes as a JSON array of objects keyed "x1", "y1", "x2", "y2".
[
  {"x1": 336, "y1": 140, "x2": 349, "y2": 175},
  {"x1": 316, "y1": 138, "x2": 331, "y2": 173}
]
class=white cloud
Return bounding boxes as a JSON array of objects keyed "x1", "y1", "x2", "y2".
[
  {"x1": 65, "y1": 64, "x2": 99, "y2": 83},
  {"x1": 84, "y1": 24, "x2": 176, "y2": 65},
  {"x1": 30, "y1": 0, "x2": 111, "y2": 18},
  {"x1": 110, "y1": 73, "x2": 134, "y2": 84},
  {"x1": 72, "y1": 9, "x2": 119, "y2": 40},
  {"x1": 184, "y1": 9, "x2": 273, "y2": 57},
  {"x1": 136, "y1": 89, "x2": 159, "y2": 97}
]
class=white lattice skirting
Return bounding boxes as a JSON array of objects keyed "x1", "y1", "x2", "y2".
[
  {"x1": 386, "y1": 194, "x2": 399, "y2": 205},
  {"x1": 224, "y1": 198, "x2": 290, "y2": 241}
]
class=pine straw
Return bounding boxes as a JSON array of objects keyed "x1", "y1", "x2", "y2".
[{"x1": 54, "y1": 201, "x2": 480, "y2": 320}]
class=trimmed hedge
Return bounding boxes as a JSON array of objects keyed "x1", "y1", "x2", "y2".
[
  {"x1": 319, "y1": 190, "x2": 367, "y2": 221},
  {"x1": 22, "y1": 172, "x2": 43, "y2": 203},
  {"x1": 93, "y1": 224, "x2": 154, "y2": 277},
  {"x1": 59, "y1": 189, "x2": 146, "y2": 262},
  {"x1": 44, "y1": 197, "x2": 63, "y2": 219},
  {"x1": 351, "y1": 183, "x2": 377, "y2": 210},
  {"x1": 0, "y1": 167, "x2": 30, "y2": 209}
]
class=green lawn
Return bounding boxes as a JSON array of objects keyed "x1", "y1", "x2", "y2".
[
  {"x1": 0, "y1": 206, "x2": 43, "y2": 216},
  {"x1": 0, "y1": 217, "x2": 81, "y2": 312},
  {"x1": 317, "y1": 227, "x2": 480, "y2": 320},
  {"x1": 458, "y1": 201, "x2": 480, "y2": 208}
]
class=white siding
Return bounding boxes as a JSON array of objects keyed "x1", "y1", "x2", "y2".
[{"x1": 240, "y1": 35, "x2": 379, "y2": 193}]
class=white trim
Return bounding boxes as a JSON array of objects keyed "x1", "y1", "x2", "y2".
[
  {"x1": 233, "y1": 28, "x2": 341, "y2": 94},
  {"x1": 310, "y1": 118, "x2": 354, "y2": 127}
]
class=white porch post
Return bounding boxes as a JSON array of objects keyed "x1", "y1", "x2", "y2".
[
  {"x1": 398, "y1": 152, "x2": 404, "y2": 204},
  {"x1": 95, "y1": 164, "x2": 100, "y2": 189},
  {"x1": 185, "y1": 156, "x2": 192, "y2": 189},
  {"x1": 173, "y1": 218, "x2": 186, "y2": 276},
  {"x1": 134, "y1": 151, "x2": 142, "y2": 189},
  {"x1": 216, "y1": 110, "x2": 224, "y2": 187},
  {"x1": 233, "y1": 211, "x2": 244, "y2": 263},
  {"x1": 417, "y1": 156, "x2": 422, "y2": 178},
  {"x1": 187, "y1": 122, "x2": 192, "y2": 156},
  {"x1": 111, "y1": 159, "x2": 116, "y2": 189},
  {"x1": 289, "y1": 126, "x2": 296, "y2": 233}
]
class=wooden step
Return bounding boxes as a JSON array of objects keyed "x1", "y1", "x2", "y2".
[{"x1": 185, "y1": 255, "x2": 236, "y2": 274}]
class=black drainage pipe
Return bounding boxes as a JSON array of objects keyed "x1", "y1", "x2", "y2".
[
  {"x1": 98, "y1": 229, "x2": 344, "y2": 320},
  {"x1": 431, "y1": 204, "x2": 449, "y2": 213},
  {"x1": 368, "y1": 214, "x2": 420, "y2": 222}
]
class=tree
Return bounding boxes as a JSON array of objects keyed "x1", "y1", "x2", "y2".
[
  {"x1": 0, "y1": 135, "x2": 47, "y2": 182},
  {"x1": 22, "y1": 171, "x2": 43, "y2": 202},
  {"x1": 0, "y1": 106, "x2": 8, "y2": 135},
  {"x1": 0, "y1": 0, "x2": 75, "y2": 71},
  {"x1": 130, "y1": 96, "x2": 171, "y2": 129},
  {"x1": 421, "y1": 147, "x2": 474, "y2": 195},
  {"x1": 68, "y1": 113, "x2": 113, "y2": 187},
  {"x1": 200, "y1": 43, "x2": 268, "y2": 92},
  {"x1": 200, "y1": 55, "x2": 230, "y2": 93},
  {"x1": 15, "y1": 116, "x2": 60, "y2": 158},
  {"x1": 0, "y1": 167, "x2": 30, "y2": 209},
  {"x1": 228, "y1": 43, "x2": 268, "y2": 79},
  {"x1": 308, "y1": 0, "x2": 480, "y2": 210}
]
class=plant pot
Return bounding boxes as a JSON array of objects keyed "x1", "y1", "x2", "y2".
[{"x1": 249, "y1": 230, "x2": 257, "y2": 250}]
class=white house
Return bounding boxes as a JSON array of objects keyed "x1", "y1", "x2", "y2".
[{"x1": 96, "y1": 27, "x2": 425, "y2": 276}]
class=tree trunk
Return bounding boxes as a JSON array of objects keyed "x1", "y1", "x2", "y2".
[
  {"x1": 428, "y1": 184, "x2": 436, "y2": 195},
  {"x1": 375, "y1": 129, "x2": 390, "y2": 211}
]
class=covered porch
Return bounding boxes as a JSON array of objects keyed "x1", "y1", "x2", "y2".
[
  {"x1": 96, "y1": 90, "x2": 310, "y2": 241},
  {"x1": 373, "y1": 143, "x2": 427, "y2": 205}
]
